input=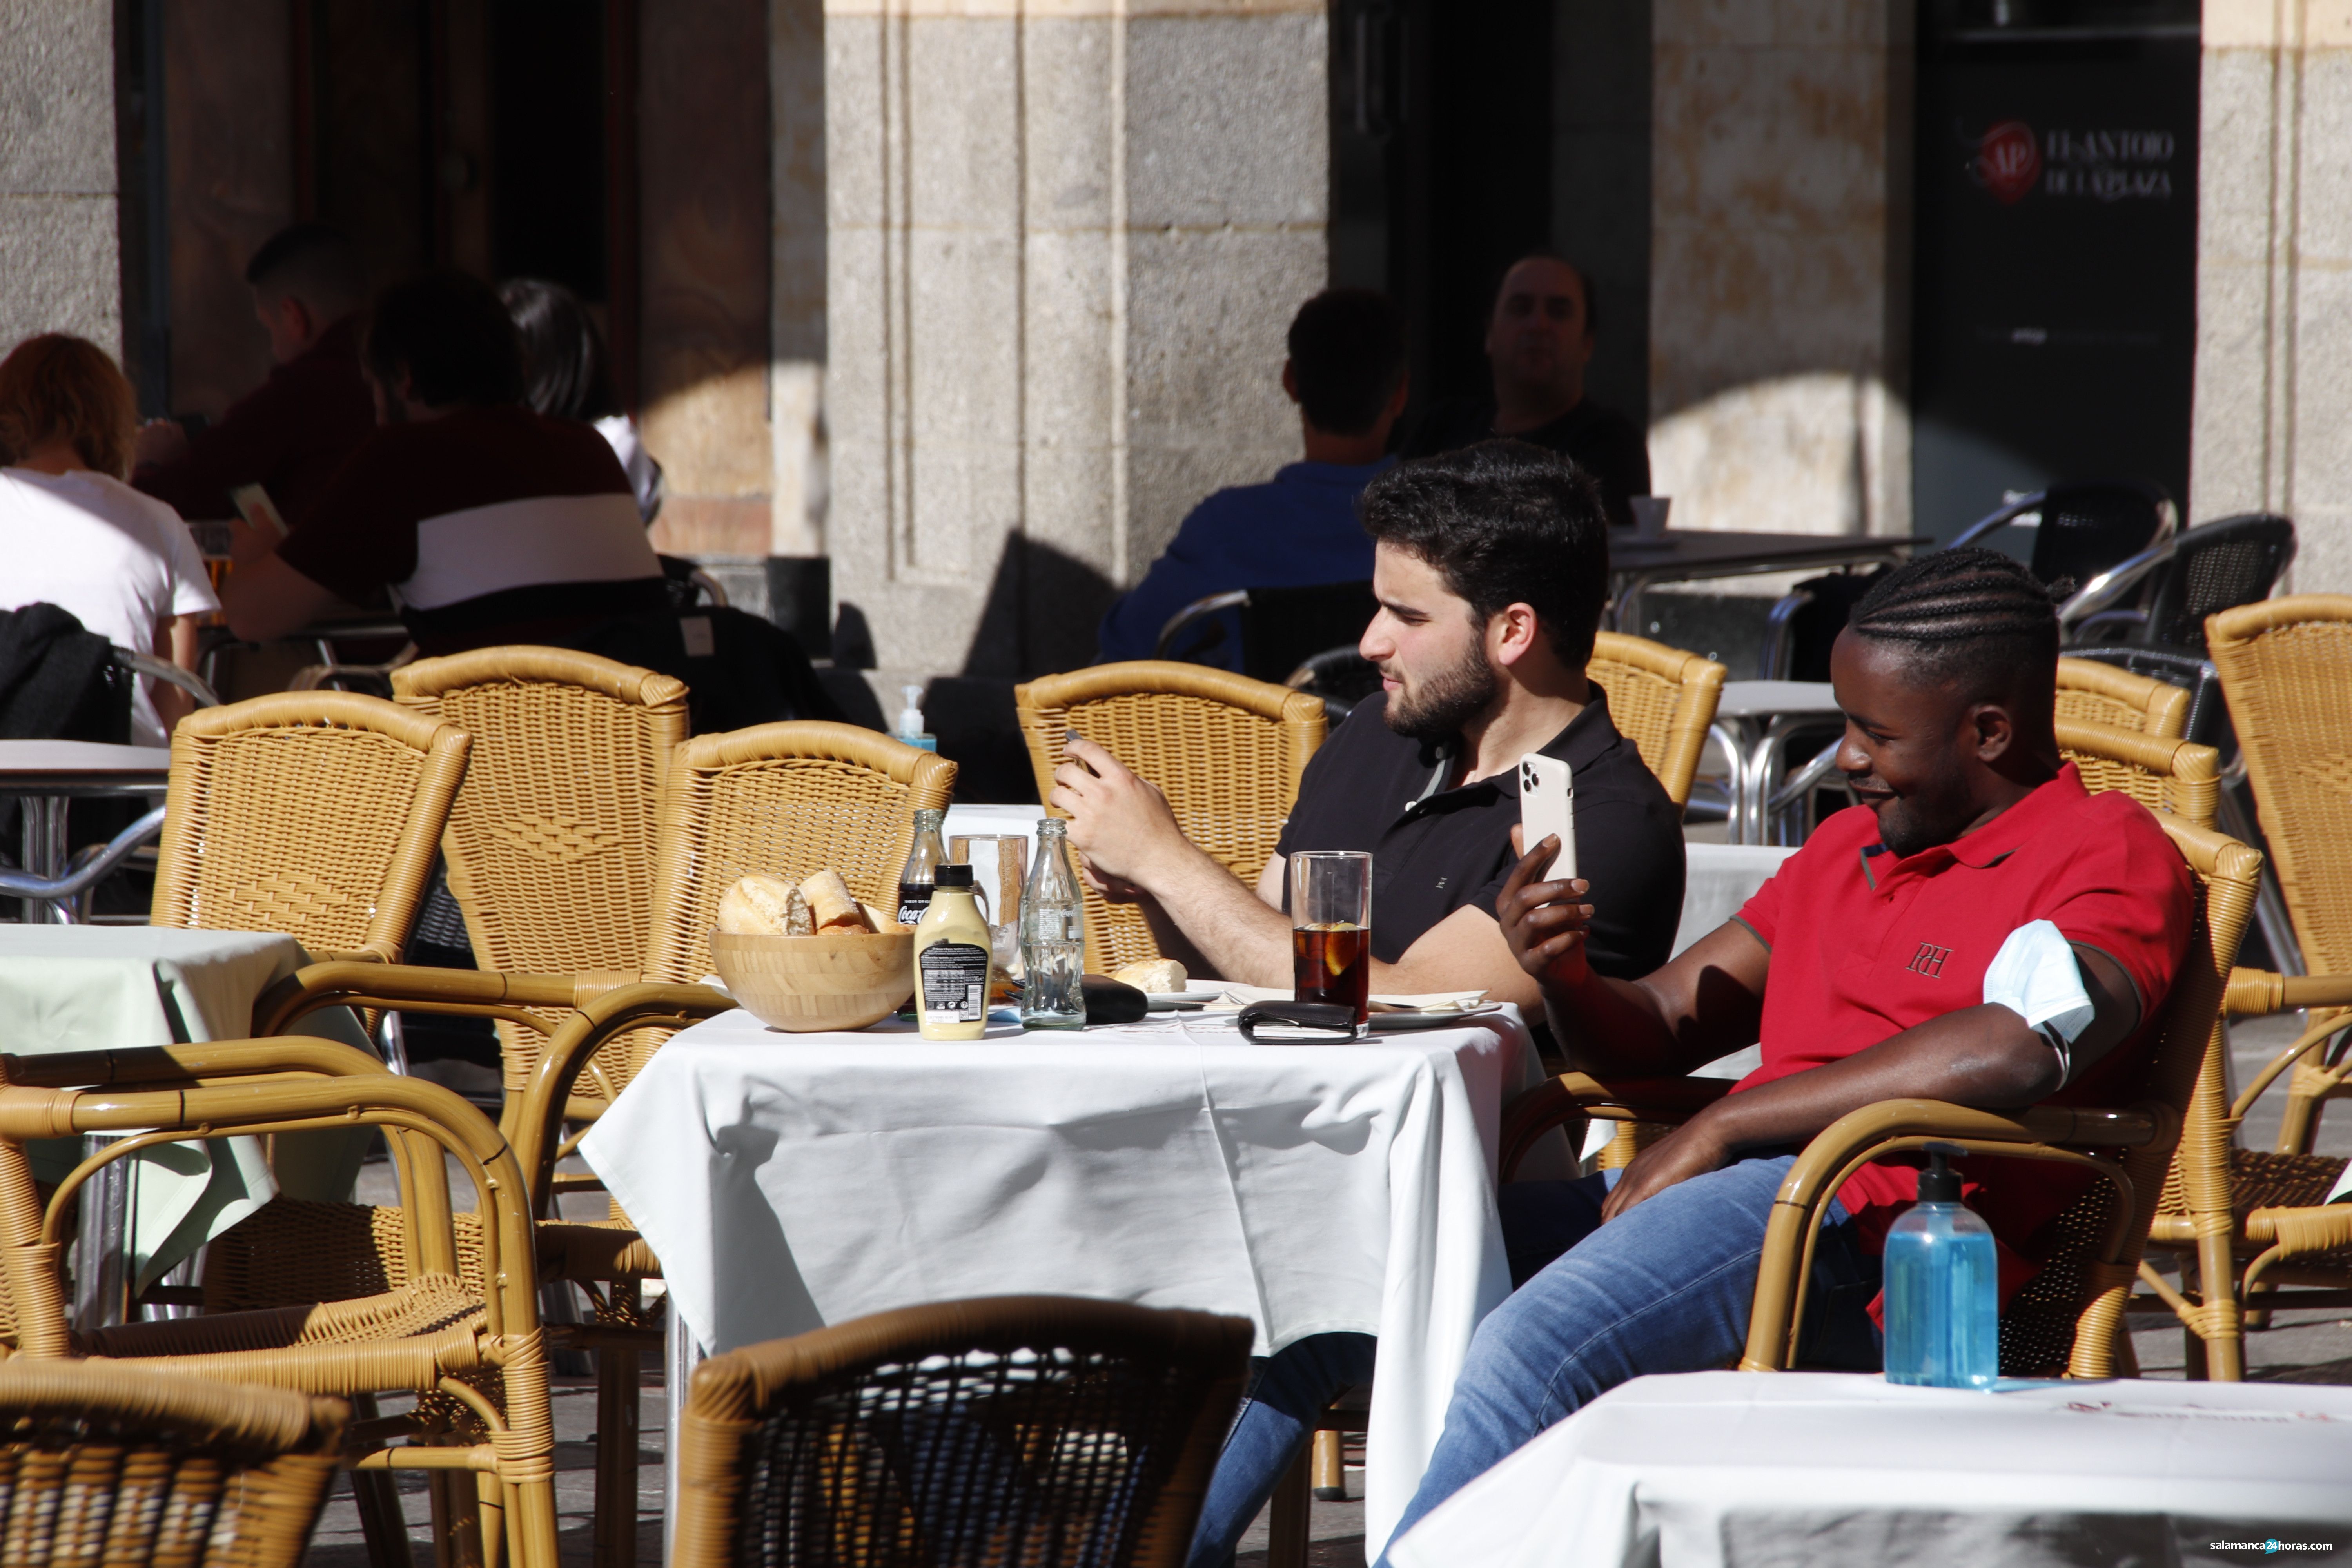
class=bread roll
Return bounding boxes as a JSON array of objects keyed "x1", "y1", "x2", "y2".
[
  {"x1": 1112, "y1": 958, "x2": 1187, "y2": 994},
  {"x1": 717, "y1": 873, "x2": 813, "y2": 936},
  {"x1": 798, "y1": 869, "x2": 875, "y2": 933}
]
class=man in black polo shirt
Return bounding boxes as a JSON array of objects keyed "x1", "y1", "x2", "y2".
[{"x1": 1054, "y1": 437, "x2": 1684, "y2": 1026}]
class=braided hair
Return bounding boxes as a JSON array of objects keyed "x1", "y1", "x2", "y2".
[{"x1": 1846, "y1": 547, "x2": 2063, "y2": 710}]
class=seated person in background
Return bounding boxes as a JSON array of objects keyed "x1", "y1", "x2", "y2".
[
  {"x1": 1402, "y1": 254, "x2": 1650, "y2": 530},
  {"x1": 221, "y1": 271, "x2": 666, "y2": 655},
  {"x1": 1096, "y1": 288, "x2": 1408, "y2": 668},
  {"x1": 0, "y1": 334, "x2": 218, "y2": 743},
  {"x1": 1224, "y1": 549, "x2": 2195, "y2": 1568},
  {"x1": 499, "y1": 277, "x2": 664, "y2": 524},
  {"x1": 1058, "y1": 439, "x2": 1685, "y2": 1016},
  {"x1": 132, "y1": 223, "x2": 376, "y2": 530}
]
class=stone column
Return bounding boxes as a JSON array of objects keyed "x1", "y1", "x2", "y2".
[
  {"x1": 825, "y1": 0, "x2": 1327, "y2": 678},
  {"x1": 1646, "y1": 0, "x2": 1911, "y2": 539},
  {"x1": 0, "y1": 0, "x2": 119, "y2": 360},
  {"x1": 2191, "y1": 0, "x2": 2352, "y2": 592}
]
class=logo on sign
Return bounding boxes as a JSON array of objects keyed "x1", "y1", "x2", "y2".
[
  {"x1": 1974, "y1": 120, "x2": 2041, "y2": 204},
  {"x1": 1905, "y1": 942, "x2": 1953, "y2": 979}
]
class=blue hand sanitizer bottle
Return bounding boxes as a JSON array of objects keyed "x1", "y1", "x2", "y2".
[{"x1": 1883, "y1": 1142, "x2": 1998, "y2": 1389}]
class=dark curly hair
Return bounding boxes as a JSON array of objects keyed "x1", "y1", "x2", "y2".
[{"x1": 1358, "y1": 439, "x2": 1610, "y2": 668}]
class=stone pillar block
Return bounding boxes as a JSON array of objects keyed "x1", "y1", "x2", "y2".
[
  {"x1": 0, "y1": 0, "x2": 118, "y2": 361},
  {"x1": 826, "y1": 0, "x2": 1325, "y2": 678}
]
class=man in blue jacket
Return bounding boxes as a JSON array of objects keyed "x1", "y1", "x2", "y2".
[{"x1": 1096, "y1": 288, "x2": 1407, "y2": 668}]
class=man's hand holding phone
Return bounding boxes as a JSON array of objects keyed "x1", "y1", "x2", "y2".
[{"x1": 1499, "y1": 823, "x2": 1595, "y2": 990}]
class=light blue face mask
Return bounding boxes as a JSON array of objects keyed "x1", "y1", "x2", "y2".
[{"x1": 1982, "y1": 918, "x2": 2097, "y2": 1085}]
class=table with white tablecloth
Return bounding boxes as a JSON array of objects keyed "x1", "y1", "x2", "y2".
[
  {"x1": 0, "y1": 926, "x2": 375, "y2": 1316},
  {"x1": 1387, "y1": 1370, "x2": 2352, "y2": 1568},
  {"x1": 581, "y1": 1004, "x2": 1541, "y2": 1557}
]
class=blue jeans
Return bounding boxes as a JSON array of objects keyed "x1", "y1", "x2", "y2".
[{"x1": 1183, "y1": 1154, "x2": 1884, "y2": 1568}]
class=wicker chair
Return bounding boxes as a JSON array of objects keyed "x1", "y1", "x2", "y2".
[
  {"x1": 1585, "y1": 632, "x2": 1727, "y2": 809},
  {"x1": 2056, "y1": 718, "x2": 2219, "y2": 828},
  {"x1": 0, "y1": 1051, "x2": 561, "y2": 1568},
  {"x1": 391, "y1": 646, "x2": 691, "y2": 1078},
  {"x1": 152, "y1": 691, "x2": 471, "y2": 962},
  {"x1": 244, "y1": 722, "x2": 956, "y2": 1568},
  {"x1": 1498, "y1": 810, "x2": 2259, "y2": 1381},
  {"x1": 671, "y1": 1296, "x2": 1252, "y2": 1568},
  {"x1": 1015, "y1": 663, "x2": 1326, "y2": 974},
  {"x1": 0, "y1": 1360, "x2": 347, "y2": 1568},
  {"x1": 2055, "y1": 657, "x2": 2191, "y2": 738}
]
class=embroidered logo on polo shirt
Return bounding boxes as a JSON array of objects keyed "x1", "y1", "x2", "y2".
[{"x1": 1904, "y1": 942, "x2": 1953, "y2": 978}]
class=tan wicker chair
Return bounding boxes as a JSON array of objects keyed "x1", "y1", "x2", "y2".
[
  {"x1": 1586, "y1": 632, "x2": 1727, "y2": 809},
  {"x1": 152, "y1": 691, "x2": 471, "y2": 963},
  {"x1": 392, "y1": 646, "x2": 690, "y2": 1076},
  {"x1": 0, "y1": 1360, "x2": 347, "y2": 1568},
  {"x1": 0, "y1": 1052, "x2": 560, "y2": 1568},
  {"x1": 243, "y1": 722, "x2": 956, "y2": 1568},
  {"x1": 2056, "y1": 657, "x2": 2191, "y2": 738},
  {"x1": 2154, "y1": 595, "x2": 2352, "y2": 1367},
  {"x1": 671, "y1": 1296, "x2": 1252, "y2": 1568},
  {"x1": 1016, "y1": 662, "x2": 1326, "y2": 974},
  {"x1": 1499, "y1": 810, "x2": 2257, "y2": 1380}
]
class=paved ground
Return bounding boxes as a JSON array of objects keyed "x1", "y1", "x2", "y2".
[{"x1": 304, "y1": 1012, "x2": 2351, "y2": 1566}]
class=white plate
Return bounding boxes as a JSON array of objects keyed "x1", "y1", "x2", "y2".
[{"x1": 1147, "y1": 993, "x2": 1210, "y2": 1011}]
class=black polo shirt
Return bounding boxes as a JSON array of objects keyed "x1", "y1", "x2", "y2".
[{"x1": 1274, "y1": 690, "x2": 1685, "y2": 978}]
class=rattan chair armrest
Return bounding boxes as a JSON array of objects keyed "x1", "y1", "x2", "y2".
[
  {"x1": 537, "y1": 1221, "x2": 662, "y2": 1282},
  {"x1": 1740, "y1": 1097, "x2": 2164, "y2": 1373},
  {"x1": 2243, "y1": 1204, "x2": 2352, "y2": 1255},
  {"x1": 1499, "y1": 1073, "x2": 1737, "y2": 1181},
  {"x1": 2231, "y1": 1004, "x2": 2352, "y2": 1122},
  {"x1": 514, "y1": 982, "x2": 735, "y2": 1206},
  {"x1": 2225, "y1": 967, "x2": 2352, "y2": 1016},
  {"x1": 255, "y1": 959, "x2": 606, "y2": 1036},
  {"x1": 0, "y1": 1037, "x2": 391, "y2": 1089}
]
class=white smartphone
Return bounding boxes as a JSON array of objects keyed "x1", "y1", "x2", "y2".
[{"x1": 1518, "y1": 753, "x2": 1576, "y2": 881}]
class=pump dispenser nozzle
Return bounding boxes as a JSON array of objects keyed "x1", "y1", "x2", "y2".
[
  {"x1": 895, "y1": 685, "x2": 937, "y2": 752},
  {"x1": 1918, "y1": 1142, "x2": 1964, "y2": 1203}
]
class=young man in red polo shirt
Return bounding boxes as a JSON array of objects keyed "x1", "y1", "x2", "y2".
[{"x1": 1183, "y1": 548, "x2": 2196, "y2": 1568}]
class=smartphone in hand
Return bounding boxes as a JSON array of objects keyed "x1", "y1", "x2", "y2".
[{"x1": 1518, "y1": 753, "x2": 1575, "y2": 881}]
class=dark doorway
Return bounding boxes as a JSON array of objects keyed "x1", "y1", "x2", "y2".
[
  {"x1": 1911, "y1": 0, "x2": 2203, "y2": 543},
  {"x1": 490, "y1": 0, "x2": 610, "y2": 301}
]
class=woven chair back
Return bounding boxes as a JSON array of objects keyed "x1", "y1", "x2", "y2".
[
  {"x1": 151, "y1": 692, "x2": 470, "y2": 962},
  {"x1": 1998, "y1": 812, "x2": 2259, "y2": 1376},
  {"x1": 2055, "y1": 657, "x2": 2190, "y2": 738},
  {"x1": 2207, "y1": 595, "x2": 2352, "y2": 979},
  {"x1": 1586, "y1": 632, "x2": 1727, "y2": 808},
  {"x1": 2141, "y1": 512, "x2": 2296, "y2": 654},
  {"x1": 0, "y1": 1361, "x2": 345, "y2": 1568},
  {"x1": 1016, "y1": 662, "x2": 1326, "y2": 973},
  {"x1": 393, "y1": 646, "x2": 690, "y2": 975},
  {"x1": 645, "y1": 721, "x2": 957, "y2": 989},
  {"x1": 2055, "y1": 717, "x2": 2218, "y2": 828},
  {"x1": 671, "y1": 1295, "x2": 1252, "y2": 1568}
]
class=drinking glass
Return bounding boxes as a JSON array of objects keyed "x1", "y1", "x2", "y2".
[
  {"x1": 951, "y1": 834, "x2": 1029, "y2": 976},
  {"x1": 1290, "y1": 850, "x2": 1372, "y2": 1023}
]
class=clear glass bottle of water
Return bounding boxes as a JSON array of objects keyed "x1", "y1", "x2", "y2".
[
  {"x1": 1882, "y1": 1145, "x2": 1999, "y2": 1390},
  {"x1": 1020, "y1": 820, "x2": 1087, "y2": 1029}
]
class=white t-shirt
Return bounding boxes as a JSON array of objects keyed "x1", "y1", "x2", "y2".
[{"x1": 0, "y1": 467, "x2": 219, "y2": 745}]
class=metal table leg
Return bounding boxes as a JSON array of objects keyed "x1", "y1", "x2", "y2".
[
  {"x1": 72, "y1": 1133, "x2": 134, "y2": 1332},
  {"x1": 17, "y1": 794, "x2": 69, "y2": 924}
]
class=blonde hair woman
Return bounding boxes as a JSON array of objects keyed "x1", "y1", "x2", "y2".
[{"x1": 0, "y1": 334, "x2": 217, "y2": 741}]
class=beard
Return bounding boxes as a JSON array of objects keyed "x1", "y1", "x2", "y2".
[
  {"x1": 1383, "y1": 642, "x2": 1500, "y2": 742},
  {"x1": 1864, "y1": 774, "x2": 1978, "y2": 859}
]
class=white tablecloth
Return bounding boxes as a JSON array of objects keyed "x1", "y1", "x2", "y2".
[
  {"x1": 0, "y1": 926, "x2": 374, "y2": 1288},
  {"x1": 1387, "y1": 1370, "x2": 2352, "y2": 1568},
  {"x1": 582, "y1": 1004, "x2": 1537, "y2": 1556}
]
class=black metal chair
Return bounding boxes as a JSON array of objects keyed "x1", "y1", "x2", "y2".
[
  {"x1": 1949, "y1": 478, "x2": 2178, "y2": 591},
  {"x1": 1155, "y1": 580, "x2": 1382, "y2": 719},
  {"x1": 2059, "y1": 512, "x2": 2297, "y2": 651}
]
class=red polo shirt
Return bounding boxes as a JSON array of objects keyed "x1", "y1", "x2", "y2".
[{"x1": 1732, "y1": 764, "x2": 2193, "y2": 1289}]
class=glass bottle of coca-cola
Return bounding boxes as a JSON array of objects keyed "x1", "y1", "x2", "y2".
[{"x1": 895, "y1": 809, "x2": 947, "y2": 927}]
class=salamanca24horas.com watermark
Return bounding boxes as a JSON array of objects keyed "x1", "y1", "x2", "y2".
[{"x1": 2210, "y1": 1543, "x2": 2335, "y2": 1555}]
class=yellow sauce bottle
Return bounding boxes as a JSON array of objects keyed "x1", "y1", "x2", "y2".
[{"x1": 914, "y1": 863, "x2": 991, "y2": 1040}]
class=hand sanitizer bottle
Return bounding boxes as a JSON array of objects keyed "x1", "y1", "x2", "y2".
[
  {"x1": 895, "y1": 685, "x2": 937, "y2": 752},
  {"x1": 1883, "y1": 1143, "x2": 1999, "y2": 1389}
]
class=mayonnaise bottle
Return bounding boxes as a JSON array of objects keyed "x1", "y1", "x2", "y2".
[{"x1": 914, "y1": 862, "x2": 991, "y2": 1040}]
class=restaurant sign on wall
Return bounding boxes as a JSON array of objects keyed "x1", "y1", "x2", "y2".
[{"x1": 1972, "y1": 120, "x2": 2178, "y2": 205}]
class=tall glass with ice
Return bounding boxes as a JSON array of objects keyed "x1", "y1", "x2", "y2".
[{"x1": 1290, "y1": 850, "x2": 1372, "y2": 1024}]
